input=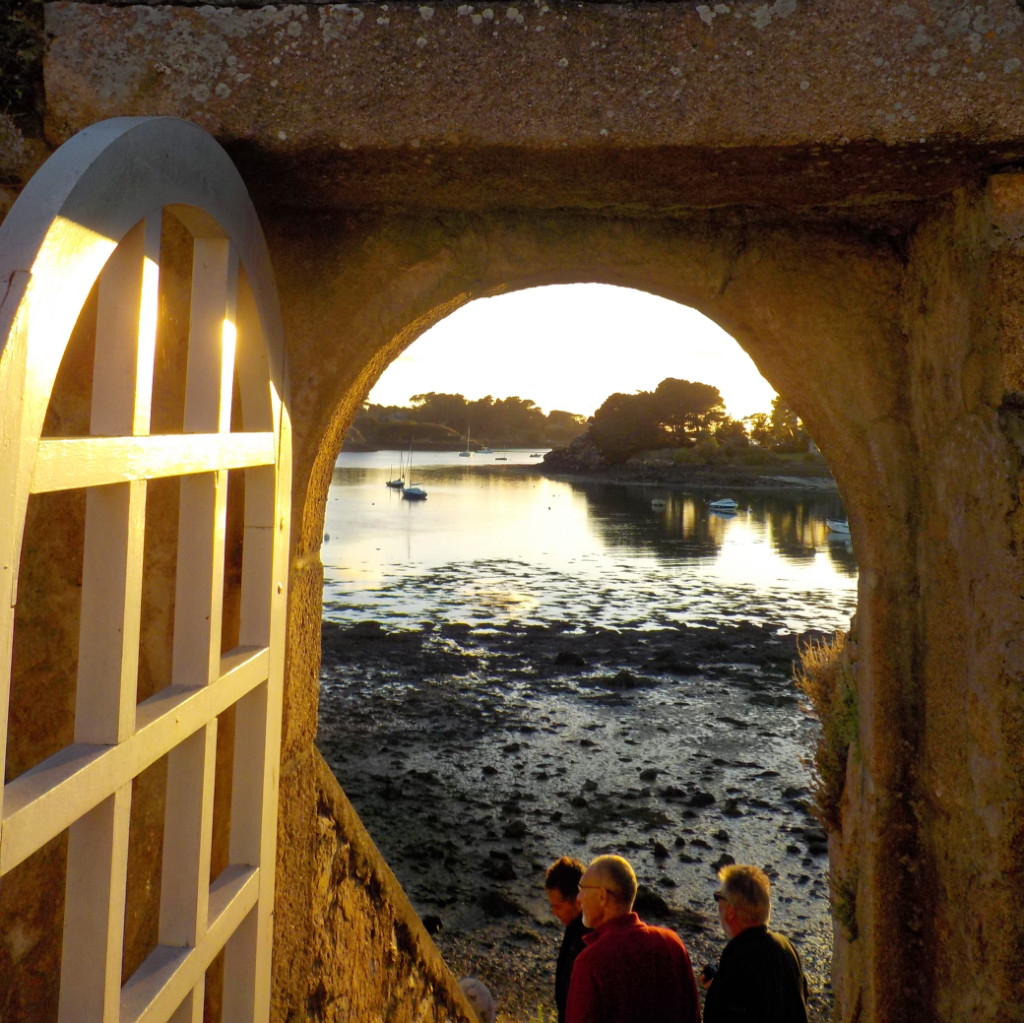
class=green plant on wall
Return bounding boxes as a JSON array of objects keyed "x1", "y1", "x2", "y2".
[
  {"x1": 794, "y1": 630, "x2": 858, "y2": 832},
  {"x1": 830, "y1": 866, "x2": 859, "y2": 943}
]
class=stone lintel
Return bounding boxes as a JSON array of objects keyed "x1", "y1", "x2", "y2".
[{"x1": 44, "y1": 0, "x2": 1024, "y2": 214}]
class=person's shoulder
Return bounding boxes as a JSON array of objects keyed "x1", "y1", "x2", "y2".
[
  {"x1": 766, "y1": 928, "x2": 804, "y2": 966},
  {"x1": 640, "y1": 920, "x2": 690, "y2": 954}
]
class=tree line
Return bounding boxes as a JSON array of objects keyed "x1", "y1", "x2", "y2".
[
  {"x1": 588, "y1": 379, "x2": 808, "y2": 462},
  {"x1": 349, "y1": 393, "x2": 589, "y2": 449},
  {"x1": 349, "y1": 381, "x2": 808, "y2": 460}
]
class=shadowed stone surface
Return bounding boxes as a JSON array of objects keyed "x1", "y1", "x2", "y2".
[{"x1": 42, "y1": 1, "x2": 1024, "y2": 214}]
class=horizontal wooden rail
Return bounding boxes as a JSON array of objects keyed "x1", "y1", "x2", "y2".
[
  {"x1": 120, "y1": 864, "x2": 260, "y2": 1023},
  {"x1": 31, "y1": 433, "x2": 275, "y2": 493},
  {"x1": 0, "y1": 646, "x2": 268, "y2": 875}
]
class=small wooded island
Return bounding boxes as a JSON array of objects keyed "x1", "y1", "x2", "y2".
[{"x1": 348, "y1": 378, "x2": 836, "y2": 488}]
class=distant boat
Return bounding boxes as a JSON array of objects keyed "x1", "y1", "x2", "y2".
[
  {"x1": 385, "y1": 450, "x2": 405, "y2": 489},
  {"x1": 459, "y1": 426, "x2": 472, "y2": 457},
  {"x1": 402, "y1": 443, "x2": 427, "y2": 500},
  {"x1": 495, "y1": 454, "x2": 508, "y2": 461},
  {"x1": 478, "y1": 446, "x2": 494, "y2": 454},
  {"x1": 651, "y1": 498, "x2": 667, "y2": 510},
  {"x1": 708, "y1": 498, "x2": 738, "y2": 511},
  {"x1": 826, "y1": 518, "x2": 850, "y2": 536},
  {"x1": 529, "y1": 453, "x2": 542, "y2": 458}
]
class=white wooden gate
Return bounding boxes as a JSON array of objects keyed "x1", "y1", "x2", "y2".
[{"x1": 0, "y1": 118, "x2": 290, "y2": 1022}]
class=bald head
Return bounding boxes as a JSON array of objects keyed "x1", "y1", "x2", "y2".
[{"x1": 577, "y1": 855, "x2": 638, "y2": 928}]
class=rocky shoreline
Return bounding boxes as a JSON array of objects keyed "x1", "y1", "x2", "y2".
[
  {"x1": 317, "y1": 616, "x2": 837, "y2": 1022},
  {"x1": 535, "y1": 434, "x2": 838, "y2": 494}
]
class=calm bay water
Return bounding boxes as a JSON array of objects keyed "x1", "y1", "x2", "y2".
[{"x1": 321, "y1": 449, "x2": 858, "y2": 635}]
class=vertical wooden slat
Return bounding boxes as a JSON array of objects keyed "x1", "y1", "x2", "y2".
[
  {"x1": 0, "y1": 274, "x2": 32, "y2": 848},
  {"x1": 160, "y1": 723, "x2": 218, "y2": 947},
  {"x1": 183, "y1": 238, "x2": 237, "y2": 436},
  {"x1": 172, "y1": 472, "x2": 227, "y2": 688},
  {"x1": 58, "y1": 786, "x2": 132, "y2": 1023},
  {"x1": 76, "y1": 215, "x2": 160, "y2": 743},
  {"x1": 168, "y1": 986, "x2": 205, "y2": 1023},
  {"x1": 160, "y1": 233, "x2": 239, "y2": 1012},
  {"x1": 59, "y1": 219, "x2": 160, "y2": 1021},
  {"x1": 91, "y1": 216, "x2": 160, "y2": 438},
  {"x1": 222, "y1": 275, "x2": 287, "y2": 1023},
  {"x1": 221, "y1": 906, "x2": 259, "y2": 1023}
]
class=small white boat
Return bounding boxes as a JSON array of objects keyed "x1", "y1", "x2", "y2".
[
  {"x1": 386, "y1": 450, "x2": 405, "y2": 489},
  {"x1": 826, "y1": 518, "x2": 850, "y2": 536},
  {"x1": 478, "y1": 446, "x2": 493, "y2": 454},
  {"x1": 459, "y1": 426, "x2": 472, "y2": 456},
  {"x1": 708, "y1": 498, "x2": 738, "y2": 511},
  {"x1": 651, "y1": 498, "x2": 667, "y2": 510},
  {"x1": 401, "y1": 444, "x2": 426, "y2": 499}
]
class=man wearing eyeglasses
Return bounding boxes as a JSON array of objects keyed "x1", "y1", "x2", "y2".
[
  {"x1": 702, "y1": 864, "x2": 809, "y2": 1023},
  {"x1": 566, "y1": 854, "x2": 701, "y2": 1023}
]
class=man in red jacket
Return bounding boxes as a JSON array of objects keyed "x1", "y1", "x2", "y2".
[{"x1": 566, "y1": 855, "x2": 701, "y2": 1023}]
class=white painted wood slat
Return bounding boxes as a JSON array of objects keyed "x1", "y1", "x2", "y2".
[
  {"x1": 120, "y1": 866, "x2": 259, "y2": 1023},
  {"x1": 31, "y1": 433, "x2": 275, "y2": 493},
  {"x1": 1, "y1": 647, "x2": 269, "y2": 875},
  {"x1": 58, "y1": 785, "x2": 132, "y2": 1023}
]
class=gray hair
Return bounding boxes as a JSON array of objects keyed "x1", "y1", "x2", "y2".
[
  {"x1": 719, "y1": 863, "x2": 771, "y2": 925},
  {"x1": 589, "y1": 855, "x2": 638, "y2": 909}
]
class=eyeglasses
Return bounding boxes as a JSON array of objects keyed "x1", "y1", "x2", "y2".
[
  {"x1": 713, "y1": 890, "x2": 728, "y2": 904},
  {"x1": 578, "y1": 883, "x2": 616, "y2": 895}
]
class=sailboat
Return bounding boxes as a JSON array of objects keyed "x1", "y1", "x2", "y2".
[
  {"x1": 401, "y1": 442, "x2": 427, "y2": 500},
  {"x1": 459, "y1": 426, "x2": 472, "y2": 457},
  {"x1": 385, "y1": 448, "x2": 405, "y2": 489}
]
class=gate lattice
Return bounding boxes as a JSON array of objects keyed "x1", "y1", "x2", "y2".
[{"x1": 0, "y1": 117, "x2": 290, "y2": 1022}]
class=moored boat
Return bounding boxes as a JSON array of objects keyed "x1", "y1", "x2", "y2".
[
  {"x1": 826, "y1": 518, "x2": 850, "y2": 535},
  {"x1": 708, "y1": 498, "x2": 738, "y2": 511}
]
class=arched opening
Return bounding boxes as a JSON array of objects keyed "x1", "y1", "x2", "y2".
[{"x1": 315, "y1": 283, "x2": 857, "y2": 1021}]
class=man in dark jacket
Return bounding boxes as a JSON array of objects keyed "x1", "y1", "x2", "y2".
[
  {"x1": 545, "y1": 856, "x2": 589, "y2": 1023},
  {"x1": 702, "y1": 864, "x2": 809, "y2": 1023}
]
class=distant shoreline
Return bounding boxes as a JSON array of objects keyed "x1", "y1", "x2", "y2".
[{"x1": 526, "y1": 456, "x2": 839, "y2": 493}]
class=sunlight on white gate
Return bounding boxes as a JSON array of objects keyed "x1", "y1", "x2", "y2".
[{"x1": 0, "y1": 118, "x2": 290, "y2": 1023}]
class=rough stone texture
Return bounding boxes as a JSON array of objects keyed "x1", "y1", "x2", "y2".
[
  {"x1": 42, "y1": 1, "x2": 1024, "y2": 214},
  {"x1": 306, "y1": 753, "x2": 474, "y2": 1023},
  {"x1": 5, "y1": 2, "x2": 1024, "y2": 1022}
]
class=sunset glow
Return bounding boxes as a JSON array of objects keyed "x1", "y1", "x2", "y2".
[{"x1": 368, "y1": 284, "x2": 776, "y2": 421}]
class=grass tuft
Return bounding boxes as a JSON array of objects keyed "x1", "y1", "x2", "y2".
[{"x1": 794, "y1": 631, "x2": 858, "y2": 831}]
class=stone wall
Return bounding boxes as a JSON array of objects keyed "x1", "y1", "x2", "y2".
[
  {"x1": 303, "y1": 753, "x2": 474, "y2": 1023},
  {"x1": 4, "y1": 1, "x2": 1024, "y2": 1020}
]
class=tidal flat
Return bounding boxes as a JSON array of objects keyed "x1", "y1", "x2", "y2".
[{"x1": 318, "y1": 612, "x2": 836, "y2": 1023}]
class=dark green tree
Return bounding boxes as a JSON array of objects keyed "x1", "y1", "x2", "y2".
[
  {"x1": 589, "y1": 391, "x2": 663, "y2": 462},
  {"x1": 746, "y1": 397, "x2": 808, "y2": 452},
  {"x1": 651, "y1": 378, "x2": 727, "y2": 440}
]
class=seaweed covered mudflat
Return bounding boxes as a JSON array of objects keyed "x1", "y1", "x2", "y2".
[{"x1": 318, "y1": 616, "x2": 835, "y2": 1023}]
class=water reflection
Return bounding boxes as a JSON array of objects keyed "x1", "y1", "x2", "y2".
[
  {"x1": 323, "y1": 451, "x2": 857, "y2": 634},
  {"x1": 571, "y1": 484, "x2": 856, "y2": 574}
]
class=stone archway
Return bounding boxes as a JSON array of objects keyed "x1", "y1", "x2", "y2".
[{"x1": 269, "y1": 182, "x2": 1024, "y2": 1022}]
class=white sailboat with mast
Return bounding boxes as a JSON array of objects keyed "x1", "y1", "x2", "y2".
[{"x1": 402, "y1": 441, "x2": 427, "y2": 500}]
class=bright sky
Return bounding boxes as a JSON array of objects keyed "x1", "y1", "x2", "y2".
[{"x1": 368, "y1": 283, "x2": 777, "y2": 421}]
